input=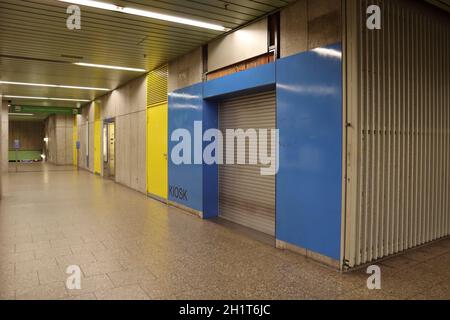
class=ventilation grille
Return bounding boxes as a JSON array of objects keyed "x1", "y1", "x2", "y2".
[{"x1": 147, "y1": 65, "x2": 168, "y2": 107}]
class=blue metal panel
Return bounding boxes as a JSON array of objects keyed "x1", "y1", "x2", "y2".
[
  {"x1": 276, "y1": 43, "x2": 343, "y2": 260},
  {"x1": 168, "y1": 83, "x2": 204, "y2": 212},
  {"x1": 202, "y1": 99, "x2": 219, "y2": 218},
  {"x1": 204, "y1": 63, "x2": 276, "y2": 99}
]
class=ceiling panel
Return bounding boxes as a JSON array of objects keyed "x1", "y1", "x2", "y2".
[
  {"x1": 0, "y1": 0, "x2": 294, "y2": 108},
  {"x1": 425, "y1": 0, "x2": 450, "y2": 12}
]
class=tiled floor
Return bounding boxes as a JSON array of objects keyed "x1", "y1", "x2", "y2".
[{"x1": 1, "y1": 163, "x2": 449, "y2": 300}]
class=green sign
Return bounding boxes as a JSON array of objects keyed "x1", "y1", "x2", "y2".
[{"x1": 10, "y1": 105, "x2": 81, "y2": 115}]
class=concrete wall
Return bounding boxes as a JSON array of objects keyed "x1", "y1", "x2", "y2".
[
  {"x1": 45, "y1": 116, "x2": 56, "y2": 164},
  {"x1": 0, "y1": 99, "x2": 7, "y2": 198},
  {"x1": 57, "y1": 115, "x2": 74, "y2": 166},
  {"x1": 1, "y1": 101, "x2": 8, "y2": 172},
  {"x1": 76, "y1": 109, "x2": 90, "y2": 171},
  {"x1": 280, "y1": 0, "x2": 342, "y2": 58},
  {"x1": 77, "y1": 74, "x2": 147, "y2": 194},
  {"x1": 168, "y1": 47, "x2": 203, "y2": 93},
  {"x1": 45, "y1": 115, "x2": 73, "y2": 165},
  {"x1": 167, "y1": 0, "x2": 342, "y2": 91}
]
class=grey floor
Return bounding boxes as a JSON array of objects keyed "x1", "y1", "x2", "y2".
[{"x1": 1, "y1": 163, "x2": 449, "y2": 300}]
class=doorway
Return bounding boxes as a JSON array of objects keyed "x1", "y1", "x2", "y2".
[
  {"x1": 103, "y1": 120, "x2": 115, "y2": 179},
  {"x1": 218, "y1": 91, "x2": 276, "y2": 236},
  {"x1": 146, "y1": 103, "x2": 168, "y2": 201}
]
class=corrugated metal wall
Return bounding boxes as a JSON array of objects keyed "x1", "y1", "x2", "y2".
[{"x1": 344, "y1": 0, "x2": 450, "y2": 268}]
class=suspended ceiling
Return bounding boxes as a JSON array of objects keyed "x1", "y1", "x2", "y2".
[
  {"x1": 0, "y1": 0, "x2": 294, "y2": 110},
  {"x1": 425, "y1": 0, "x2": 450, "y2": 12},
  {"x1": 1, "y1": 0, "x2": 447, "y2": 114}
]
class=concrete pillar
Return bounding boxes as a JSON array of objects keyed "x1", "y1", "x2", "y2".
[
  {"x1": 44, "y1": 114, "x2": 74, "y2": 166},
  {"x1": 280, "y1": 0, "x2": 342, "y2": 58},
  {"x1": 0, "y1": 99, "x2": 9, "y2": 198},
  {"x1": 0, "y1": 96, "x2": 2, "y2": 198}
]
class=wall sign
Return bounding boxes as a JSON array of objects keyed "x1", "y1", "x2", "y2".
[{"x1": 169, "y1": 186, "x2": 188, "y2": 201}]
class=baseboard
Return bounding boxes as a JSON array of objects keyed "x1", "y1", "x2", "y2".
[
  {"x1": 147, "y1": 193, "x2": 168, "y2": 204},
  {"x1": 168, "y1": 200, "x2": 203, "y2": 219},
  {"x1": 276, "y1": 239, "x2": 340, "y2": 270}
]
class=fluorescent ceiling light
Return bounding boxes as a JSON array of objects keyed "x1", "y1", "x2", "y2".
[
  {"x1": 0, "y1": 81, "x2": 109, "y2": 91},
  {"x1": 50, "y1": 97, "x2": 91, "y2": 102},
  {"x1": 59, "y1": 0, "x2": 231, "y2": 32},
  {"x1": 311, "y1": 48, "x2": 342, "y2": 60},
  {"x1": 4, "y1": 95, "x2": 90, "y2": 102},
  {"x1": 74, "y1": 62, "x2": 146, "y2": 72},
  {"x1": 8, "y1": 113, "x2": 34, "y2": 116}
]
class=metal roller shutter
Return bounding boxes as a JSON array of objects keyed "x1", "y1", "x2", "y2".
[
  {"x1": 344, "y1": 0, "x2": 450, "y2": 268},
  {"x1": 219, "y1": 91, "x2": 276, "y2": 236}
]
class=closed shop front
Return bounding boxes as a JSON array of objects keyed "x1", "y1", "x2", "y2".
[{"x1": 219, "y1": 91, "x2": 276, "y2": 235}]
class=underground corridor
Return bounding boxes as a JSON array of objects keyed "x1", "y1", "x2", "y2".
[{"x1": 0, "y1": 0, "x2": 450, "y2": 303}]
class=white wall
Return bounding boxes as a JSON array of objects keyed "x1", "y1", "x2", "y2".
[{"x1": 208, "y1": 17, "x2": 268, "y2": 72}]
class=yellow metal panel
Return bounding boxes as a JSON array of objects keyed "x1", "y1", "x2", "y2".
[
  {"x1": 94, "y1": 103, "x2": 102, "y2": 174},
  {"x1": 73, "y1": 115, "x2": 78, "y2": 166},
  {"x1": 147, "y1": 103, "x2": 168, "y2": 200}
]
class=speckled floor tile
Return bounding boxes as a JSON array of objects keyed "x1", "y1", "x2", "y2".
[
  {"x1": 95, "y1": 285, "x2": 150, "y2": 300},
  {"x1": 1, "y1": 163, "x2": 449, "y2": 300},
  {"x1": 67, "y1": 274, "x2": 114, "y2": 297},
  {"x1": 338, "y1": 287, "x2": 402, "y2": 300},
  {"x1": 61, "y1": 293, "x2": 97, "y2": 300},
  {"x1": 16, "y1": 282, "x2": 68, "y2": 300},
  {"x1": 107, "y1": 268, "x2": 156, "y2": 287}
]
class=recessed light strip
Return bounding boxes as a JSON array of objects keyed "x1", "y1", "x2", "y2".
[
  {"x1": 8, "y1": 113, "x2": 34, "y2": 116},
  {"x1": 0, "y1": 81, "x2": 109, "y2": 91},
  {"x1": 74, "y1": 62, "x2": 146, "y2": 72},
  {"x1": 3, "y1": 95, "x2": 90, "y2": 102},
  {"x1": 59, "y1": 0, "x2": 231, "y2": 32},
  {"x1": 50, "y1": 97, "x2": 91, "y2": 102}
]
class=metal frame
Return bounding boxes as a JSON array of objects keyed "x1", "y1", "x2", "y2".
[{"x1": 342, "y1": 0, "x2": 360, "y2": 270}]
